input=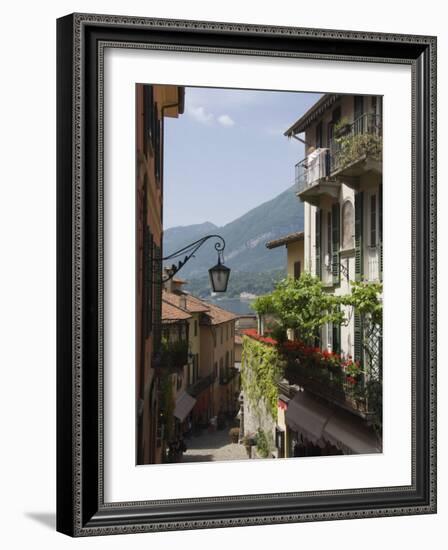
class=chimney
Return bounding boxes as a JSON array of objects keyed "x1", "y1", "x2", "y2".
[{"x1": 163, "y1": 267, "x2": 174, "y2": 293}]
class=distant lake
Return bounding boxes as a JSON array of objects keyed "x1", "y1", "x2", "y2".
[{"x1": 205, "y1": 296, "x2": 255, "y2": 316}]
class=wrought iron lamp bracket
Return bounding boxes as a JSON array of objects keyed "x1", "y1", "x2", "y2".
[{"x1": 161, "y1": 234, "x2": 226, "y2": 283}]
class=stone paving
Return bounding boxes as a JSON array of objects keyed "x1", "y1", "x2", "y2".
[{"x1": 182, "y1": 426, "x2": 249, "y2": 463}]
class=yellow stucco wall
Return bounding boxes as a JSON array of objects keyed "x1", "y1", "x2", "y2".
[{"x1": 286, "y1": 240, "x2": 304, "y2": 278}]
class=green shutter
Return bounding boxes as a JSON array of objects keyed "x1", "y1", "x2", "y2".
[
  {"x1": 315, "y1": 208, "x2": 321, "y2": 279},
  {"x1": 143, "y1": 85, "x2": 154, "y2": 152},
  {"x1": 332, "y1": 315, "x2": 341, "y2": 354},
  {"x1": 152, "y1": 243, "x2": 162, "y2": 352},
  {"x1": 143, "y1": 227, "x2": 153, "y2": 338},
  {"x1": 354, "y1": 311, "x2": 363, "y2": 363},
  {"x1": 355, "y1": 191, "x2": 364, "y2": 281},
  {"x1": 331, "y1": 203, "x2": 340, "y2": 285},
  {"x1": 379, "y1": 185, "x2": 383, "y2": 280}
]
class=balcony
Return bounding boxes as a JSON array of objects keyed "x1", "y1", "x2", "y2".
[
  {"x1": 329, "y1": 113, "x2": 382, "y2": 179},
  {"x1": 295, "y1": 148, "x2": 340, "y2": 206},
  {"x1": 153, "y1": 339, "x2": 188, "y2": 372},
  {"x1": 187, "y1": 372, "x2": 216, "y2": 398},
  {"x1": 285, "y1": 362, "x2": 372, "y2": 418}
]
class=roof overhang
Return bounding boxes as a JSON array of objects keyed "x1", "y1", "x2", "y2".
[
  {"x1": 284, "y1": 94, "x2": 340, "y2": 137},
  {"x1": 266, "y1": 231, "x2": 304, "y2": 249}
]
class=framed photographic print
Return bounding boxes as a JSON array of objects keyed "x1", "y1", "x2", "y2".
[{"x1": 56, "y1": 13, "x2": 437, "y2": 536}]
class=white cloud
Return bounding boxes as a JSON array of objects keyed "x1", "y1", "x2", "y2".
[
  {"x1": 186, "y1": 105, "x2": 214, "y2": 125},
  {"x1": 217, "y1": 114, "x2": 235, "y2": 127},
  {"x1": 185, "y1": 104, "x2": 236, "y2": 128}
]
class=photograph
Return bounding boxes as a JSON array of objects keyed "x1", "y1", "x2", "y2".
[{"x1": 135, "y1": 84, "x2": 383, "y2": 465}]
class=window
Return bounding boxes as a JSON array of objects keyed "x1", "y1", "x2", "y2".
[
  {"x1": 143, "y1": 224, "x2": 153, "y2": 338},
  {"x1": 194, "y1": 320, "x2": 198, "y2": 337},
  {"x1": 315, "y1": 208, "x2": 321, "y2": 278},
  {"x1": 354, "y1": 95, "x2": 364, "y2": 118},
  {"x1": 293, "y1": 261, "x2": 301, "y2": 279},
  {"x1": 370, "y1": 194, "x2": 377, "y2": 247},
  {"x1": 370, "y1": 194, "x2": 377, "y2": 246},
  {"x1": 315, "y1": 121, "x2": 323, "y2": 148},
  {"x1": 342, "y1": 200, "x2": 354, "y2": 249},
  {"x1": 327, "y1": 211, "x2": 332, "y2": 258},
  {"x1": 153, "y1": 104, "x2": 162, "y2": 185},
  {"x1": 327, "y1": 322, "x2": 333, "y2": 351},
  {"x1": 194, "y1": 355, "x2": 199, "y2": 383},
  {"x1": 142, "y1": 85, "x2": 153, "y2": 153},
  {"x1": 220, "y1": 327, "x2": 223, "y2": 345},
  {"x1": 327, "y1": 106, "x2": 341, "y2": 147}
]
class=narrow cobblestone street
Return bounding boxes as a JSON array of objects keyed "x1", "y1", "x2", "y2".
[{"x1": 182, "y1": 427, "x2": 249, "y2": 462}]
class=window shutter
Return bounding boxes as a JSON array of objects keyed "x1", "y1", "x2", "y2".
[
  {"x1": 370, "y1": 194, "x2": 377, "y2": 247},
  {"x1": 331, "y1": 203, "x2": 340, "y2": 284},
  {"x1": 152, "y1": 243, "x2": 162, "y2": 352},
  {"x1": 355, "y1": 191, "x2": 364, "y2": 281},
  {"x1": 379, "y1": 185, "x2": 383, "y2": 280},
  {"x1": 354, "y1": 311, "x2": 363, "y2": 364},
  {"x1": 143, "y1": 228, "x2": 153, "y2": 338},
  {"x1": 332, "y1": 308, "x2": 341, "y2": 354},
  {"x1": 316, "y1": 121, "x2": 323, "y2": 148},
  {"x1": 354, "y1": 95, "x2": 364, "y2": 121},
  {"x1": 143, "y1": 86, "x2": 153, "y2": 152},
  {"x1": 154, "y1": 105, "x2": 161, "y2": 184},
  {"x1": 315, "y1": 208, "x2": 321, "y2": 279}
]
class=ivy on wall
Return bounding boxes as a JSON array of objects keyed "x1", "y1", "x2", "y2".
[
  {"x1": 241, "y1": 336, "x2": 284, "y2": 420},
  {"x1": 159, "y1": 372, "x2": 175, "y2": 444},
  {"x1": 255, "y1": 429, "x2": 271, "y2": 458}
]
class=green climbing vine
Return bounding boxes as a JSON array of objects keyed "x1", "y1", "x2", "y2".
[
  {"x1": 332, "y1": 117, "x2": 382, "y2": 170},
  {"x1": 159, "y1": 372, "x2": 175, "y2": 444},
  {"x1": 241, "y1": 336, "x2": 284, "y2": 420},
  {"x1": 255, "y1": 429, "x2": 271, "y2": 458}
]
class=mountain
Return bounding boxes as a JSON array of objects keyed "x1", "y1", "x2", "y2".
[
  {"x1": 163, "y1": 184, "x2": 303, "y2": 279},
  {"x1": 163, "y1": 221, "x2": 218, "y2": 256}
]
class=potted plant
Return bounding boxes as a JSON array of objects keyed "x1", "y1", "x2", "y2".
[
  {"x1": 334, "y1": 117, "x2": 351, "y2": 137},
  {"x1": 228, "y1": 427, "x2": 240, "y2": 443}
]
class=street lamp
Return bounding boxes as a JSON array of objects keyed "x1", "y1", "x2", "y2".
[
  {"x1": 162, "y1": 234, "x2": 231, "y2": 293},
  {"x1": 208, "y1": 258, "x2": 231, "y2": 293}
]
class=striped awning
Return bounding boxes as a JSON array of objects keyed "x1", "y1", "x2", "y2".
[{"x1": 285, "y1": 391, "x2": 380, "y2": 454}]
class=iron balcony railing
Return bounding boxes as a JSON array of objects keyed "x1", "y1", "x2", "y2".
[
  {"x1": 285, "y1": 363, "x2": 373, "y2": 417},
  {"x1": 295, "y1": 148, "x2": 330, "y2": 194},
  {"x1": 329, "y1": 113, "x2": 382, "y2": 173}
]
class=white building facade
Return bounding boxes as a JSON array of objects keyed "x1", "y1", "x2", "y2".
[{"x1": 285, "y1": 93, "x2": 382, "y2": 370}]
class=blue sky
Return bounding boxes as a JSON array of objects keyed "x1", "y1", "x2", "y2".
[{"x1": 164, "y1": 87, "x2": 322, "y2": 229}]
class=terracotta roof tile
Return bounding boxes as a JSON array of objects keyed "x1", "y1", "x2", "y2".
[
  {"x1": 200, "y1": 300, "x2": 237, "y2": 326},
  {"x1": 161, "y1": 300, "x2": 192, "y2": 322},
  {"x1": 266, "y1": 231, "x2": 304, "y2": 249},
  {"x1": 162, "y1": 290, "x2": 236, "y2": 326},
  {"x1": 163, "y1": 290, "x2": 210, "y2": 313}
]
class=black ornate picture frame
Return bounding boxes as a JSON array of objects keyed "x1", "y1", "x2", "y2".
[{"x1": 56, "y1": 13, "x2": 437, "y2": 536}]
